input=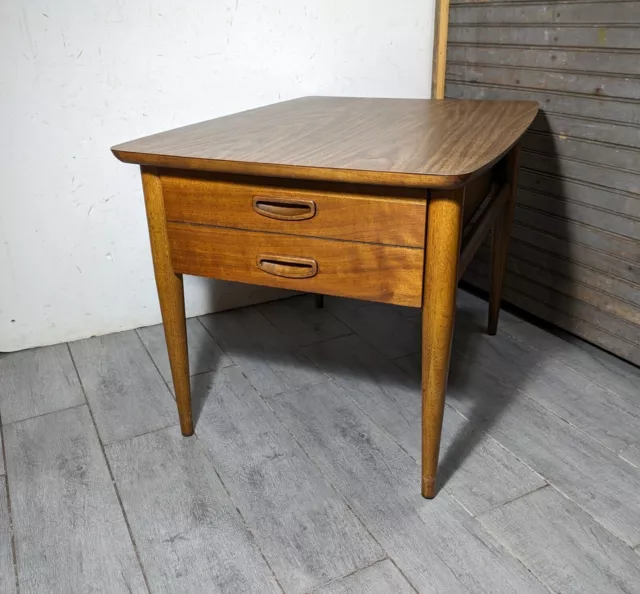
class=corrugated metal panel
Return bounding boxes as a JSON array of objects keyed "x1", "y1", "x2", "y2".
[{"x1": 446, "y1": 0, "x2": 640, "y2": 364}]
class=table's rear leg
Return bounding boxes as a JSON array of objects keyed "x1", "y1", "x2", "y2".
[
  {"x1": 488, "y1": 144, "x2": 521, "y2": 336},
  {"x1": 422, "y1": 187, "x2": 464, "y2": 498},
  {"x1": 141, "y1": 167, "x2": 194, "y2": 436}
]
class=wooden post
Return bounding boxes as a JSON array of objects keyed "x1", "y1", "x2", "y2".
[{"x1": 432, "y1": 0, "x2": 451, "y2": 99}]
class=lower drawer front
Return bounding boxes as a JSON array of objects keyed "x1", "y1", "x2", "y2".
[{"x1": 168, "y1": 223, "x2": 424, "y2": 307}]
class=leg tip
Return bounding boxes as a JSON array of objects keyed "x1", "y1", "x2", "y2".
[
  {"x1": 422, "y1": 477, "x2": 436, "y2": 499},
  {"x1": 180, "y1": 421, "x2": 194, "y2": 437}
]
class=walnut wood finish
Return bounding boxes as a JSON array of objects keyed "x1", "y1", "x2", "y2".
[
  {"x1": 161, "y1": 172, "x2": 427, "y2": 247},
  {"x1": 113, "y1": 97, "x2": 536, "y2": 499},
  {"x1": 489, "y1": 144, "x2": 521, "y2": 335},
  {"x1": 140, "y1": 168, "x2": 193, "y2": 436},
  {"x1": 459, "y1": 183, "x2": 509, "y2": 280},
  {"x1": 167, "y1": 223, "x2": 424, "y2": 307},
  {"x1": 422, "y1": 187, "x2": 465, "y2": 498},
  {"x1": 112, "y1": 97, "x2": 537, "y2": 189}
]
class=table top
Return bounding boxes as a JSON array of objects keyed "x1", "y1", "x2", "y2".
[{"x1": 112, "y1": 96, "x2": 537, "y2": 189}]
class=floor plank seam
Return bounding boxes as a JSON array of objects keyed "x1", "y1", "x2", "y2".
[
  {"x1": 257, "y1": 388, "x2": 392, "y2": 578},
  {"x1": 1, "y1": 426, "x2": 19, "y2": 594},
  {"x1": 65, "y1": 343, "x2": 153, "y2": 594},
  {"x1": 472, "y1": 484, "x2": 550, "y2": 519},
  {"x1": 189, "y1": 430, "x2": 288, "y2": 594},
  {"x1": 0, "y1": 402, "x2": 87, "y2": 429},
  {"x1": 134, "y1": 328, "x2": 180, "y2": 399},
  {"x1": 537, "y1": 481, "x2": 640, "y2": 552},
  {"x1": 619, "y1": 451, "x2": 640, "y2": 471}
]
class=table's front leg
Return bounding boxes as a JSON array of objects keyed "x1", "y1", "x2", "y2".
[
  {"x1": 421, "y1": 186, "x2": 465, "y2": 498},
  {"x1": 141, "y1": 167, "x2": 194, "y2": 436}
]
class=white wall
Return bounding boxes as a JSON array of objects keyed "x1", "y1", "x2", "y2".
[{"x1": 1, "y1": 0, "x2": 435, "y2": 351}]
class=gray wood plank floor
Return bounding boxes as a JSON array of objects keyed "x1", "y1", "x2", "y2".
[{"x1": 1, "y1": 291, "x2": 639, "y2": 593}]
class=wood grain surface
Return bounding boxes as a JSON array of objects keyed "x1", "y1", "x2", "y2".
[
  {"x1": 4, "y1": 406, "x2": 147, "y2": 594},
  {"x1": 162, "y1": 171, "x2": 427, "y2": 247},
  {"x1": 112, "y1": 97, "x2": 537, "y2": 188},
  {"x1": 168, "y1": 223, "x2": 424, "y2": 307},
  {"x1": 0, "y1": 344, "x2": 85, "y2": 425},
  {"x1": 192, "y1": 366, "x2": 385, "y2": 593},
  {"x1": 106, "y1": 426, "x2": 282, "y2": 593}
]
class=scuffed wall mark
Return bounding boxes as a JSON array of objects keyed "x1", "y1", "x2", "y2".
[
  {"x1": 87, "y1": 205, "x2": 94, "y2": 216},
  {"x1": 20, "y1": 7, "x2": 37, "y2": 60},
  {"x1": 4, "y1": 242, "x2": 18, "y2": 288},
  {"x1": 76, "y1": 266, "x2": 82, "y2": 274},
  {"x1": 72, "y1": 183, "x2": 84, "y2": 193}
]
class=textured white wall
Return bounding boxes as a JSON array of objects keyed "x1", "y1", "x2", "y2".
[{"x1": 0, "y1": 0, "x2": 435, "y2": 351}]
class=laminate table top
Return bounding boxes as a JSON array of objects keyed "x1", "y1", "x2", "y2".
[{"x1": 112, "y1": 96, "x2": 538, "y2": 189}]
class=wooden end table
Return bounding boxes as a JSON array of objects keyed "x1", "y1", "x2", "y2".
[{"x1": 112, "y1": 97, "x2": 537, "y2": 497}]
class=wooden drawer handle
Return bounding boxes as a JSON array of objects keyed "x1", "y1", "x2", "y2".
[
  {"x1": 252, "y1": 196, "x2": 316, "y2": 221},
  {"x1": 256, "y1": 254, "x2": 318, "y2": 279}
]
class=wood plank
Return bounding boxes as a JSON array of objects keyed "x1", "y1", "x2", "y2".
[
  {"x1": 478, "y1": 486, "x2": 640, "y2": 594},
  {"x1": 268, "y1": 380, "x2": 549, "y2": 594},
  {"x1": 105, "y1": 425, "x2": 281, "y2": 594},
  {"x1": 471, "y1": 260, "x2": 640, "y2": 347},
  {"x1": 448, "y1": 63, "x2": 640, "y2": 100},
  {"x1": 304, "y1": 334, "x2": 546, "y2": 516},
  {"x1": 0, "y1": 344, "x2": 85, "y2": 425},
  {"x1": 494, "y1": 240, "x2": 640, "y2": 308},
  {"x1": 519, "y1": 171, "x2": 640, "y2": 220},
  {"x1": 4, "y1": 406, "x2": 146, "y2": 594},
  {"x1": 522, "y1": 132, "x2": 639, "y2": 171},
  {"x1": 0, "y1": 481, "x2": 16, "y2": 594},
  {"x1": 0, "y1": 435, "x2": 4, "y2": 476},
  {"x1": 450, "y1": 2, "x2": 640, "y2": 25},
  {"x1": 444, "y1": 345, "x2": 640, "y2": 547},
  {"x1": 198, "y1": 306, "x2": 326, "y2": 398},
  {"x1": 324, "y1": 297, "x2": 421, "y2": 358},
  {"x1": 256, "y1": 294, "x2": 351, "y2": 347},
  {"x1": 511, "y1": 222, "x2": 640, "y2": 287},
  {"x1": 453, "y1": 302, "x2": 640, "y2": 454},
  {"x1": 448, "y1": 45, "x2": 640, "y2": 77},
  {"x1": 447, "y1": 83, "x2": 639, "y2": 125},
  {"x1": 518, "y1": 189, "x2": 639, "y2": 242},
  {"x1": 465, "y1": 265, "x2": 640, "y2": 366},
  {"x1": 512, "y1": 204, "x2": 640, "y2": 262},
  {"x1": 529, "y1": 113, "x2": 640, "y2": 149},
  {"x1": 520, "y1": 152, "x2": 640, "y2": 196},
  {"x1": 457, "y1": 289, "x2": 640, "y2": 408},
  {"x1": 475, "y1": 246, "x2": 640, "y2": 325},
  {"x1": 136, "y1": 317, "x2": 232, "y2": 382},
  {"x1": 192, "y1": 366, "x2": 384, "y2": 594},
  {"x1": 448, "y1": 25, "x2": 640, "y2": 50},
  {"x1": 68, "y1": 331, "x2": 177, "y2": 444},
  {"x1": 168, "y1": 222, "x2": 425, "y2": 308},
  {"x1": 112, "y1": 97, "x2": 538, "y2": 189},
  {"x1": 312, "y1": 560, "x2": 415, "y2": 594}
]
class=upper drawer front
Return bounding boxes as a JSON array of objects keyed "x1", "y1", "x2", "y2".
[
  {"x1": 167, "y1": 223, "x2": 423, "y2": 307},
  {"x1": 161, "y1": 174, "x2": 426, "y2": 247}
]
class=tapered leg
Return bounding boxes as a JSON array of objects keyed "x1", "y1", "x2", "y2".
[
  {"x1": 422, "y1": 187, "x2": 464, "y2": 498},
  {"x1": 488, "y1": 144, "x2": 521, "y2": 335},
  {"x1": 141, "y1": 167, "x2": 193, "y2": 436}
]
